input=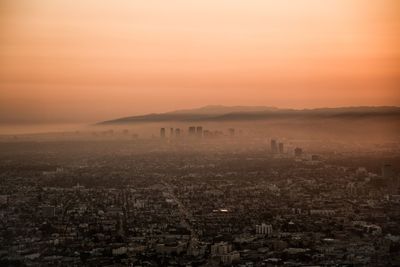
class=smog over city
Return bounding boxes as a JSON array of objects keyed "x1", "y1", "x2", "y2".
[{"x1": 1, "y1": 1, "x2": 400, "y2": 266}]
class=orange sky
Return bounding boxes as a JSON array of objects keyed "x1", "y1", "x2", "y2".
[{"x1": 1, "y1": 0, "x2": 399, "y2": 123}]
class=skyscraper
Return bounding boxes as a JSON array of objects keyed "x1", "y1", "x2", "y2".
[
  {"x1": 196, "y1": 126, "x2": 203, "y2": 137},
  {"x1": 188, "y1": 126, "x2": 196, "y2": 137},
  {"x1": 271, "y1": 139, "x2": 278, "y2": 154},
  {"x1": 160, "y1": 128, "x2": 166, "y2": 138},
  {"x1": 175, "y1": 128, "x2": 181, "y2": 137}
]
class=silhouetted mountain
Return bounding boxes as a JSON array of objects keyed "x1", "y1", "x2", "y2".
[
  {"x1": 98, "y1": 106, "x2": 400, "y2": 124},
  {"x1": 168, "y1": 105, "x2": 278, "y2": 115}
]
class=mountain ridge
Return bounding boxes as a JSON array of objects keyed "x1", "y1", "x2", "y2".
[{"x1": 98, "y1": 105, "x2": 400, "y2": 125}]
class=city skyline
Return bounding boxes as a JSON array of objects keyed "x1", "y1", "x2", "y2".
[{"x1": 0, "y1": 2, "x2": 399, "y2": 265}]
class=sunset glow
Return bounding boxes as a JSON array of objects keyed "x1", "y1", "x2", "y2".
[{"x1": 1, "y1": 0, "x2": 399, "y2": 123}]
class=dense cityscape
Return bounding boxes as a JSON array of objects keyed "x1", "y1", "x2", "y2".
[
  {"x1": 2, "y1": 0, "x2": 399, "y2": 265},
  {"x1": 0, "y1": 127, "x2": 399, "y2": 266}
]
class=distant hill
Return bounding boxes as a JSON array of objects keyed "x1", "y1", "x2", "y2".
[
  {"x1": 168, "y1": 105, "x2": 278, "y2": 115},
  {"x1": 98, "y1": 106, "x2": 400, "y2": 125}
]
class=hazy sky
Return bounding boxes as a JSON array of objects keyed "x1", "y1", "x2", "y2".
[{"x1": 1, "y1": 0, "x2": 399, "y2": 123}]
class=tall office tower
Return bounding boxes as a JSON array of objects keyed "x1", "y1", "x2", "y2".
[
  {"x1": 188, "y1": 126, "x2": 196, "y2": 137},
  {"x1": 294, "y1": 147, "x2": 303, "y2": 157},
  {"x1": 160, "y1": 128, "x2": 166, "y2": 138},
  {"x1": 175, "y1": 128, "x2": 181, "y2": 137},
  {"x1": 228, "y1": 128, "x2": 235, "y2": 137},
  {"x1": 271, "y1": 139, "x2": 278, "y2": 154},
  {"x1": 278, "y1": 142, "x2": 284, "y2": 153},
  {"x1": 196, "y1": 126, "x2": 203, "y2": 137},
  {"x1": 382, "y1": 164, "x2": 394, "y2": 179},
  {"x1": 170, "y1": 128, "x2": 174, "y2": 138}
]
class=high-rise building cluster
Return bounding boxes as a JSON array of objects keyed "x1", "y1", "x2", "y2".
[
  {"x1": 270, "y1": 139, "x2": 306, "y2": 159},
  {"x1": 159, "y1": 126, "x2": 235, "y2": 139},
  {"x1": 160, "y1": 127, "x2": 182, "y2": 138},
  {"x1": 270, "y1": 139, "x2": 285, "y2": 154}
]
